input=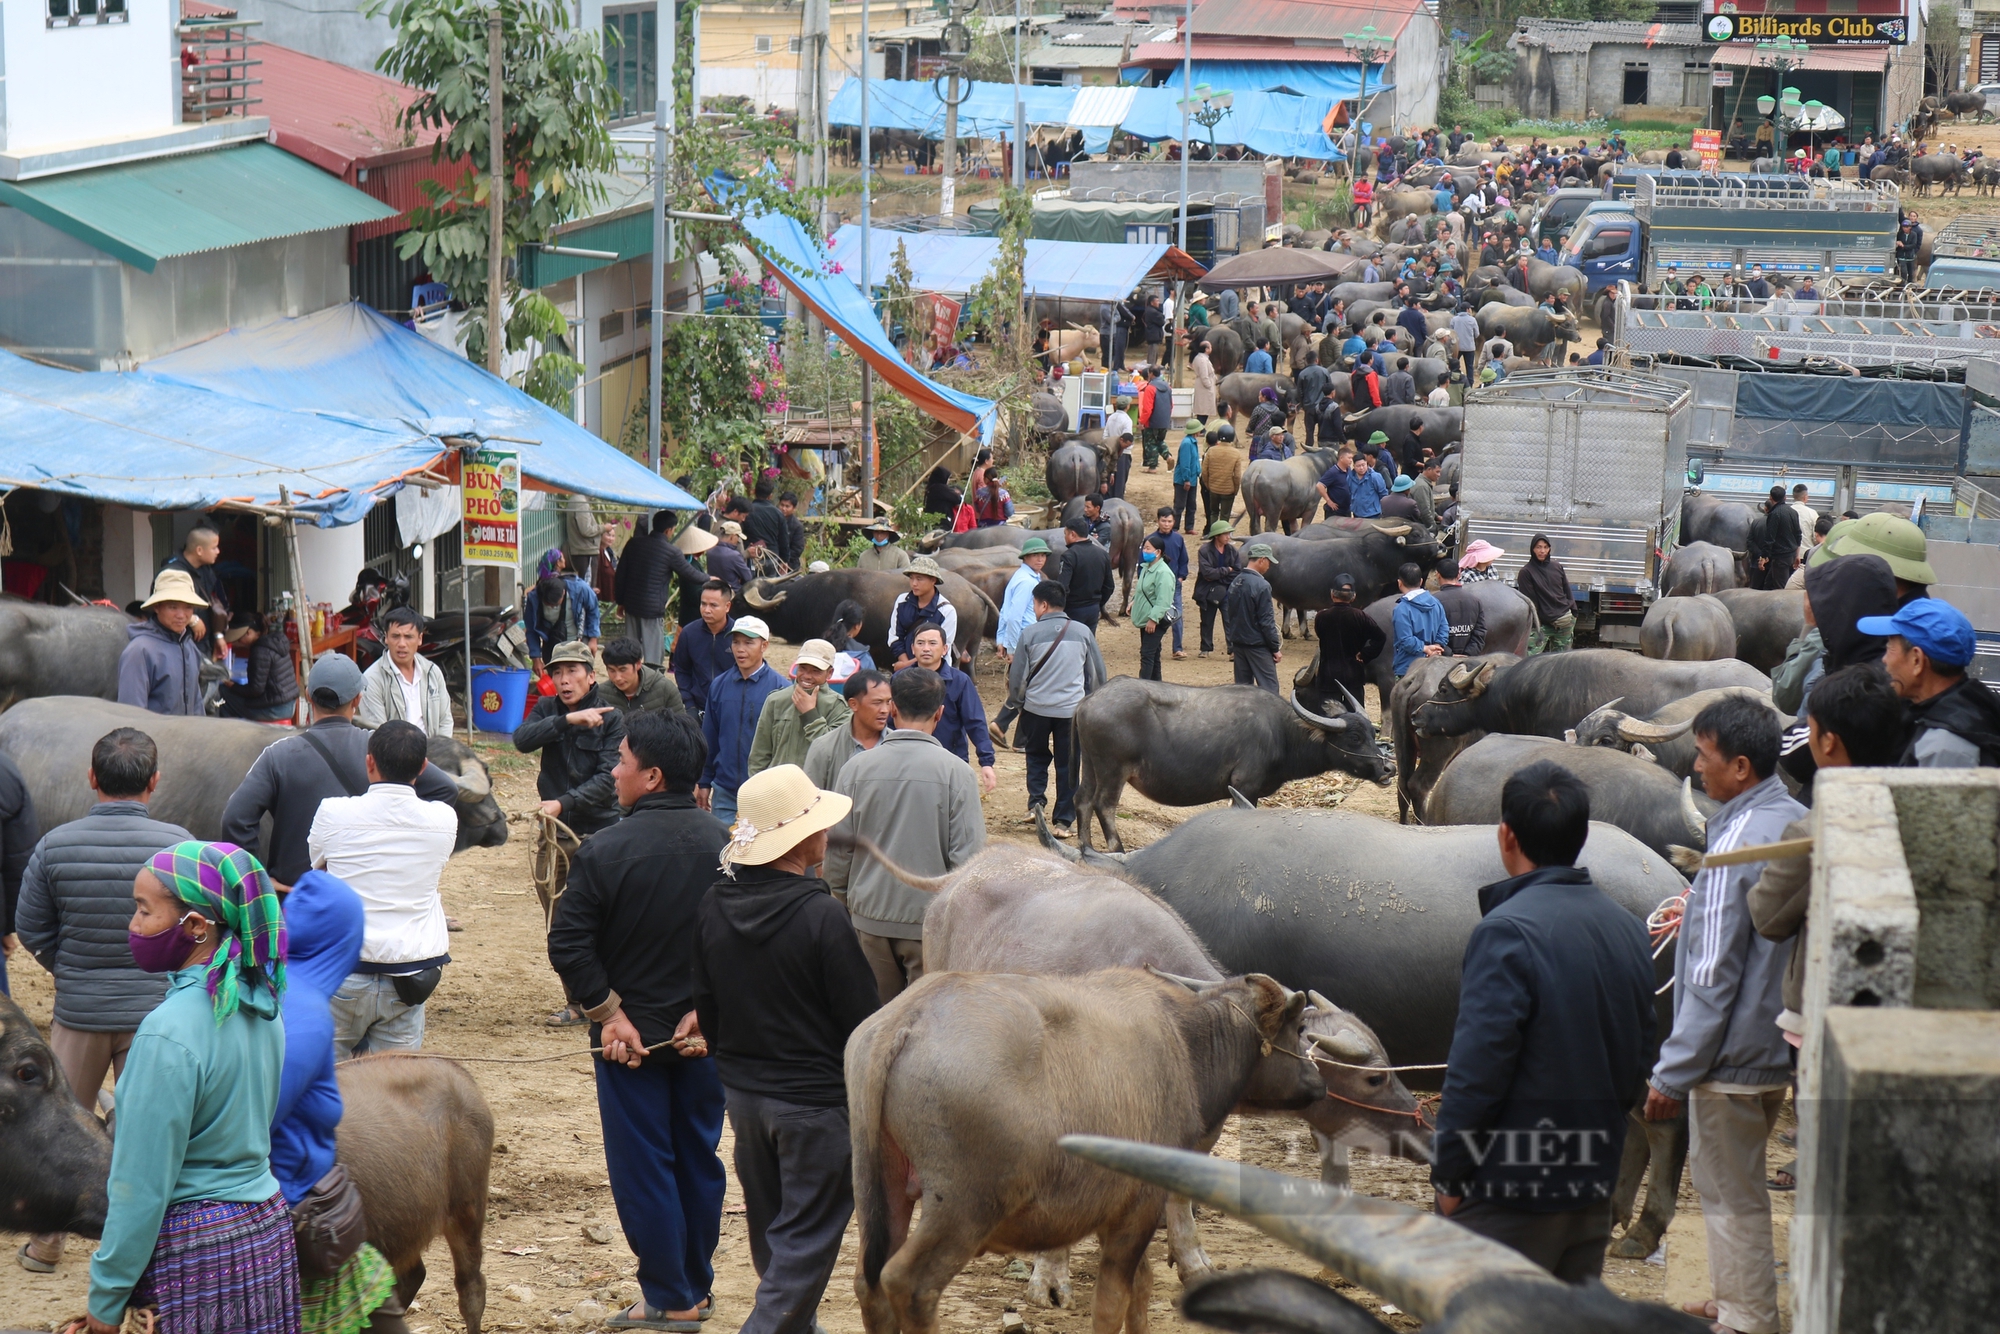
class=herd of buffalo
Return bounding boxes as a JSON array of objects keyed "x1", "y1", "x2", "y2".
[{"x1": 0, "y1": 467, "x2": 1806, "y2": 1332}]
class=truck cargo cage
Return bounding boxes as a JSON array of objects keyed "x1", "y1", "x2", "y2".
[
  {"x1": 1632, "y1": 174, "x2": 1901, "y2": 217},
  {"x1": 1615, "y1": 284, "x2": 2000, "y2": 370},
  {"x1": 1931, "y1": 216, "x2": 2000, "y2": 261}
]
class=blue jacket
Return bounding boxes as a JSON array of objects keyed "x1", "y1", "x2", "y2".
[
  {"x1": 1158, "y1": 531, "x2": 1189, "y2": 580},
  {"x1": 270, "y1": 869, "x2": 364, "y2": 1206},
  {"x1": 996, "y1": 564, "x2": 1041, "y2": 653},
  {"x1": 671, "y1": 616, "x2": 737, "y2": 713},
  {"x1": 1244, "y1": 348, "x2": 1274, "y2": 374},
  {"x1": 117, "y1": 618, "x2": 203, "y2": 716},
  {"x1": 524, "y1": 574, "x2": 601, "y2": 662},
  {"x1": 1348, "y1": 468, "x2": 1390, "y2": 518},
  {"x1": 1391, "y1": 589, "x2": 1450, "y2": 676},
  {"x1": 1173, "y1": 432, "x2": 1202, "y2": 485},
  {"x1": 701, "y1": 661, "x2": 788, "y2": 794},
  {"x1": 911, "y1": 661, "x2": 995, "y2": 767},
  {"x1": 1431, "y1": 866, "x2": 1657, "y2": 1211}
]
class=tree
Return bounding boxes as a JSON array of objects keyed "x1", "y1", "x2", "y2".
[
  {"x1": 372, "y1": 0, "x2": 620, "y2": 401},
  {"x1": 1926, "y1": 0, "x2": 1962, "y2": 95}
]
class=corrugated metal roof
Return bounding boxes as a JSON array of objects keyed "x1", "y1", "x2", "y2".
[
  {"x1": 258, "y1": 42, "x2": 437, "y2": 177},
  {"x1": 1512, "y1": 19, "x2": 1702, "y2": 52},
  {"x1": 1046, "y1": 20, "x2": 1151, "y2": 45},
  {"x1": 1708, "y1": 42, "x2": 1890, "y2": 70},
  {"x1": 1186, "y1": 0, "x2": 1425, "y2": 44},
  {"x1": 1031, "y1": 44, "x2": 1136, "y2": 67},
  {"x1": 0, "y1": 142, "x2": 398, "y2": 272}
]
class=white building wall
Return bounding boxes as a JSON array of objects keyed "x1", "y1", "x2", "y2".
[
  {"x1": 1384, "y1": 9, "x2": 1440, "y2": 133},
  {"x1": 294, "y1": 519, "x2": 367, "y2": 609},
  {"x1": 100, "y1": 504, "x2": 154, "y2": 608},
  {"x1": 1, "y1": 0, "x2": 178, "y2": 154}
]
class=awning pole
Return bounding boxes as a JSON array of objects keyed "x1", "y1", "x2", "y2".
[
  {"x1": 861, "y1": 0, "x2": 875, "y2": 519},
  {"x1": 649, "y1": 91, "x2": 668, "y2": 474},
  {"x1": 280, "y1": 486, "x2": 315, "y2": 726},
  {"x1": 487, "y1": 8, "x2": 506, "y2": 379}
]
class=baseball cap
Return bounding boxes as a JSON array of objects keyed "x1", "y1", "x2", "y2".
[
  {"x1": 1019, "y1": 537, "x2": 1052, "y2": 557},
  {"x1": 1245, "y1": 542, "x2": 1279, "y2": 564},
  {"x1": 307, "y1": 653, "x2": 365, "y2": 708},
  {"x1": 546, "y1": 640, "x2": 594, "y2": 669},
  {"x1": 719, "y1": 520, "x2": 745, "y2": 538},
  {"x1": 1331, "y1": 572, "x2": 1358, "y2": 597},
  {"x1": 1856, "y1": 598, "x2": 1975, "y2": 668},
  {"x1": 794, "y1": 638, "x2": 837, "y2": 672},
  {"x1": 730, "y1": 616, "x2": 771, "y2": 641},
  {"x1": 1826, "y1": 511, "x2": 1938, "y2": 585}
]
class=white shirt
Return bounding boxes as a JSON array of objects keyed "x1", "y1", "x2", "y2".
[
  {"x1": 1161, "y1": 294, "x2": 1176, "y2": 326},
  {"x1": 1427, "y1": 384, "x2": 1451, "y2": 407},
  {"x1": 394, "y1": 662, "x2": 425, "y2": 729},
  {"x1": 309, "y1": 782, "x2": 457, "y2": 967},
  {"x1": 1104, "y1": 409, "x2": 1134, "y2": 450}
]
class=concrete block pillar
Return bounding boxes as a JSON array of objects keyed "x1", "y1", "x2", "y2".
[{"x1": 100, "y1": 506, "x2": 155, "y2": 608}]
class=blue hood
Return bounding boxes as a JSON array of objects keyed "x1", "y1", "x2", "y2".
[
  {"x1": 284, "y1": 870, "x2": 364, "y2": 997},
  {"x1": 270, "y1": 870, "x2": 364, "y2": 1206}
]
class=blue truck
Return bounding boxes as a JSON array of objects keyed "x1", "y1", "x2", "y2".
[{"x1": 1561, "y1": 174, "x2": 1900, "y2": 296}]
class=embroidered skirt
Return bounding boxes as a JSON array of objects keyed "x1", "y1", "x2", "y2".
[{"x1": 133, "y1": 1195, "x2": 302, "y2": 1334}]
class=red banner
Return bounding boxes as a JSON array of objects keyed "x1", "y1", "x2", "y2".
[{"x1": 1693, "y1": 129, "x2": 1722, "y2": 174}]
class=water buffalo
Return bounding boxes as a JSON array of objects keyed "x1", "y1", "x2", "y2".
[
  {"x1": 737, "y1": 567, "x2": 990, "y2": 663},
  {"x1": 0, "y1": 996, "x2": 111, "y2": 1239},
  {"x1": 1354, "y1": 582, "x2": 1536, "y2": 710},
  {"x1": 1080, "y1": 808, "x2": 1691, "y2": 1255},
  {"x1": 1258, "y1": 526, "x2": 1441, "y2": 634},
  {"x1": 0, "y1": 697, "x2": 506, "y2": 853},
  {"x1": 920, "y1": 842, "x2": 1425, "y2": 1300},
  {"x1": 848, "y1": 969, "x2": 1320, "y2": 1334},
  {"x1": 1476, "y1": 303, "x2": 1579, "y2": 356},
  {"x1": 931, "y1": 558, "x2": 1015, "y2": 639},
  {"x1": 1189, "y1": 324, "x2": 1244, "y2": 377},
  {"x1": 1065, "y1": 1139, "x2": 1712, "y2": 1334},
  {"x1": 1413, "y1": 649, "x2": 1771, "y2": 741},
  {"x1": 1045, "y1": 440, "x2": 1104, "y2": 507},
  {"x1": 1680, "y1": 491, "x2": 1755, "y2": 554},
  {"x1": 1217, "y1": 371, "x2": 1296, "y2": 420},
  {"x1": 1060, "y1": 496, "x2": 1143, "y2": 618},
  {"x1": 1570, "y1": 686, "x2": 1785, "y2": 784},
  {"x1": 1659, "y1": 540, "x2": 1742, "y2": 595},
  {"x1": 1240, "y1": 447, "x2": 1340, "y2": 535},
  {"x1": 338, "y1": 1054, "x2": 495, "y2": 1333},
  {"x1": 927, "y1": 524, "x2": 1052, "y2": 553},
  {"x1": 1426, "y1": 733, "x2": 1715, "y2": 864},
  {"x1": 0, "y1": 602, "x2": 131, "y2": 708},
  {"x1": 1384, "y1": 653, "x2": 1502, "y2": 824},
  {"x1": 1710, "y1": 586, "x2": 1807, "y2": 673},
  {"x1": 1472, "y1": 281, "x2": 1536, "y2": 311},
  {"x1": 1639, "y1": 593, "x2": 1738, "y2": 661},
  {"x1": 1942, "y1": 89, "x2": 1988, "y2": 119},
  {"x1": 1343, "y1": 404, "x2": 1463, "y2": 460},
  {"x1": 1908, "y1": 151, "x2": 1966, "y2": 196},
  {"x1": 1072, "y1": 678, "x2": 1392, "y2": 851},
  {"x1": 1526, "y1": 256, "x2": 1588, "y2": 304},
  {"x1": 1330, "y1": 281, "x2": 1396, "y2": 305}
]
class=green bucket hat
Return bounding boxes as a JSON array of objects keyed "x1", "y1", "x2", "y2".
[
  {"x1": 1824, "y1": 511, "x2": 1938, "y2": 584},
  {"x1": 1019, "y1": 537, "x2": 1052, "y2": 557},
  {"x1": 1206, "y1": 520, "x2": 1234, "y2": 537},
  {"x1": 1806, "y1": 518, "x2": 1854, "y2": 569},
  {"x1": 1244, "y1": 542, "x2": 1279, "y2": 563},
  {"x1": 1367, "y1": 431, "x2": 1390, "y2": 445}
]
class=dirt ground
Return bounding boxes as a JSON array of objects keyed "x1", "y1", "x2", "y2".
[{"x1": 0, "y1": 459, "x2": 1796, "y2": 1332}]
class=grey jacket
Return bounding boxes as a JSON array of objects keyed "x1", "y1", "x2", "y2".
[
  {"x1": 1650, "y1": 775, "x2": 1806, "y2": 1099},
  {"x1": 1003, "y1": 611, "x2": 1107, "y2": 720},
  {"x1": 823, "y1": 729, "x2": 985, "y2": 940},
  {"x1": 357, "y1": 653, "x2": 456, "y2": 736},
  {"x1": 116, "y1": 618, "x2": 203, "y2": 716},
  {"x1": 15, "y1": 802, "x2": 190, "y2": 1032},
  {"x1": 804, "y1": 722, "x2": 870, "y2": 792}
]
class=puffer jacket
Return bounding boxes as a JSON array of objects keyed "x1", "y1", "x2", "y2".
[{"x1": 14, "y1": 802, "x2": 191, "y2": 1031}]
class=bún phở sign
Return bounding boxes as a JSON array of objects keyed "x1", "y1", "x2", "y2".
[{"x1": 462, "y1": 446, "x2": 522, "y2": 568}]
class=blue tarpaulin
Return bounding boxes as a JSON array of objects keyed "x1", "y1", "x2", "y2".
[
  {"x1": 827, "y1": 78, "x2": 1345, "y2": 161},
  {"x1": 826, "y1": 227, "x2": 1190, "y2": 302},
  {"x1": 730, "y1": 203, "x2": 998, "y2": 443},
  {"x1": 143, "y1": 303, "x2": 703, "y2": 513},
  {"x1": 0, "y1": 348, "x2": 442, "y2": 524},
  {"x1": 1149, "y1": 61, "x2": 1386, "y2": 104}
]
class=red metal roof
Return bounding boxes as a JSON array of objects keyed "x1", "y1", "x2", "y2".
[
  {"x1": 1186, "y1": 0, "x2": 1424, "y2": 43},
  {"x1": 180, "y1": 0, "x2": 238, "y2": 15},
  {"x1": 257, "y1": 42, "x2": 440, "y2": 178},
  {"x1": 1126, "y1": 38, "x2": 1362, "y2": 66}
]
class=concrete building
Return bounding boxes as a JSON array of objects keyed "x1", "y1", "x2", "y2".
[{"x1": 1509, "y1": 19, "x2": 1710, "y2": 122}]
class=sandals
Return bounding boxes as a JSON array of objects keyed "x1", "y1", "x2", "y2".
[
  {"x1": 545, "y1": 1004, "x2": 588, "y2": 1028},
  {"x1": 18, "y1": 1242, "x2": 58, "y2": 1273},
  {"x1": 605, "y1": 1299, "x2": 711, "y2": 1332},
  {"x1": 1769, "y1": 1160, "x2": 1797, "y2": 1192}
]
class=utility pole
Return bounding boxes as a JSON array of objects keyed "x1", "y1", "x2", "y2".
[
  {"x1": 1011, "y1": 0, "x2": 1024, "y2": 189},
  {"x1": 486, "y1": 5, "x2": 505, "y2": 378},
  {"x1": 648, "y1": 0, "x2": 676, "y2": 474},
  {"x1": 861, "y1": 0, "x2": 875, "y2": 518},
  {"x1": 1173, "y1": 0, "x2": 1190, "y2": 385},
  {"x1": 942, "y1": 70, "x2": 958, "y2": 217},
  {"x1": 799, "y1": 0, "x2": 830, "y2": 234}
]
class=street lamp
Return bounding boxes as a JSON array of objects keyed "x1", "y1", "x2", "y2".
[
  {"x1": 1175, "y1": 83, "x2": 1235, "y2": 155},
  {"x1": 1343, "y1": 23, "x2": 1392, "y2": 155},
  {"x1": 1752, "y1": 34, "x2": 1809, "y2": 160}
]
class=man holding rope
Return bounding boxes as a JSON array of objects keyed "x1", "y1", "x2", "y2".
[{"x1": 1430, "y1": 759, "x2": 1657, "y2": 1282}]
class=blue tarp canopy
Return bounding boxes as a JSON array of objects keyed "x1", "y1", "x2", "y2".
[
  {"x1": 826, "y1": 227, "x2": 1195, "y2": 302},
  {"x1": 143, "y1": 303, "x2": 703, "y2": 513},
  {"x1": 728, "y1": 202, "x2": 998, "y2": 443},
  {"x1": 1147, "y1": 61, "x2": 1386, "y2": 105},
  {"x1": 827, "y1": 78, "x2": 1344, "y2": 160},
  {"x1": 0, "y1": 348, "x2": 442, "y2": 524}
]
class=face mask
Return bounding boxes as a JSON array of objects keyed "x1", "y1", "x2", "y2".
[
  {"x1": 872, "y1": 537, "x2": 889, "y2": 547},
  {"x1": 129, "y1": 914, "x2": 199, "y2": 974},
  {"x1": 1140, "y1": 551, "x2": 1158, "y2": 563}
]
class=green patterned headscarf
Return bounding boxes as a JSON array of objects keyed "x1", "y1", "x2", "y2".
[{"x1": 146, "y1": 841, "x2": 288, "y2": 1023}]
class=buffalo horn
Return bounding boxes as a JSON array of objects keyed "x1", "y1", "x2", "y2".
[
  {"x1": 740, "y1": 581, "x2": 787, "y2": 610},
  {"x1": 451, "y1": 765, "x2": 491, "y2": 801},
  {"x1": 1337, "y1": 681, "x2": 1366, "y2": 717},
  {"x1": 1375, "y1": 524, "x2": 1412, "y2": 537},
  {"x1": 1290, "y1": 693, "x2": 1349, "y2": 732},
  {"x1": 1468, "y1": 661, "x2": 1497, "y2": 697},
  {"x1": 1057, "y1": 1137, "x2": 1554, "y2": 1323},
  {"x1": 1444, "y1": 661, "x2": 1476, "y2": 690},
  {"x1": 1571, "y1": 696, "x2": 1627, "y2": 740},
  {"x1": 1309, "y1": 1030, "x2": 1376, "y2": 1065},
  {"x1": 1146, "y1": 967, "x2": 1218, "y2": 993},
  {"x1": 1227, "y1": 786, "x2": 1257, "y2": 810},
  {"x1": 1668, "y1": 845, "x2": 1705, "y2": 876},
  {"x1": 1305, "y1": 988, "x2": 1338, "y2": 1014},
  {"x1": 1617, "y1": 715, "x2": 1696, "y2": 746},
  {"x1": 1680, "y1": 777, "x2": 1709, "y2": 844},
  {"x1": 1034, "y1": 806, "x2": 1081, "y2": 863}
]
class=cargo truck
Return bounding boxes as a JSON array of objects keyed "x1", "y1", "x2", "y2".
[{"x1": 1562, "y1": 174, "x2": 1899, "y2": 296}]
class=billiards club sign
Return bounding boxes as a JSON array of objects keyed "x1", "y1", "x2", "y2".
[{"x1": 1702, "y1": 8, "x2": 1908, "y2": 44}]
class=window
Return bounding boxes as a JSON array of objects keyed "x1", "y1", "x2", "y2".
[
  {"x1": 1588, "y1": 227, "x2": 1633, "y2": 258},
  {"x1": 603, "y1": 6, "x2": 658, "y2": 123},
  {"x1": 48, "y1": 0, "x2": 128, "y2": 25},
  {"x1": 789, "y1": 36, "x2": 803, "y2": 53},
  {"x1": 1622, "y1": 63, "x2": 1649, "y2": 106},
  {"x1": 598, "y1": 311, "x2": 627, "y2": 341},
  {"x1": 1683, "y1": 61, "x2": 1710, "y2": 107},
  {"x1": 755, "y1": 35, "x2": 773, "y2": 53}
]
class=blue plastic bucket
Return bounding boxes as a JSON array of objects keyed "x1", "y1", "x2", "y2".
[{"x1": 470, "y1": 666, "x2": 532, "y2": 734}]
